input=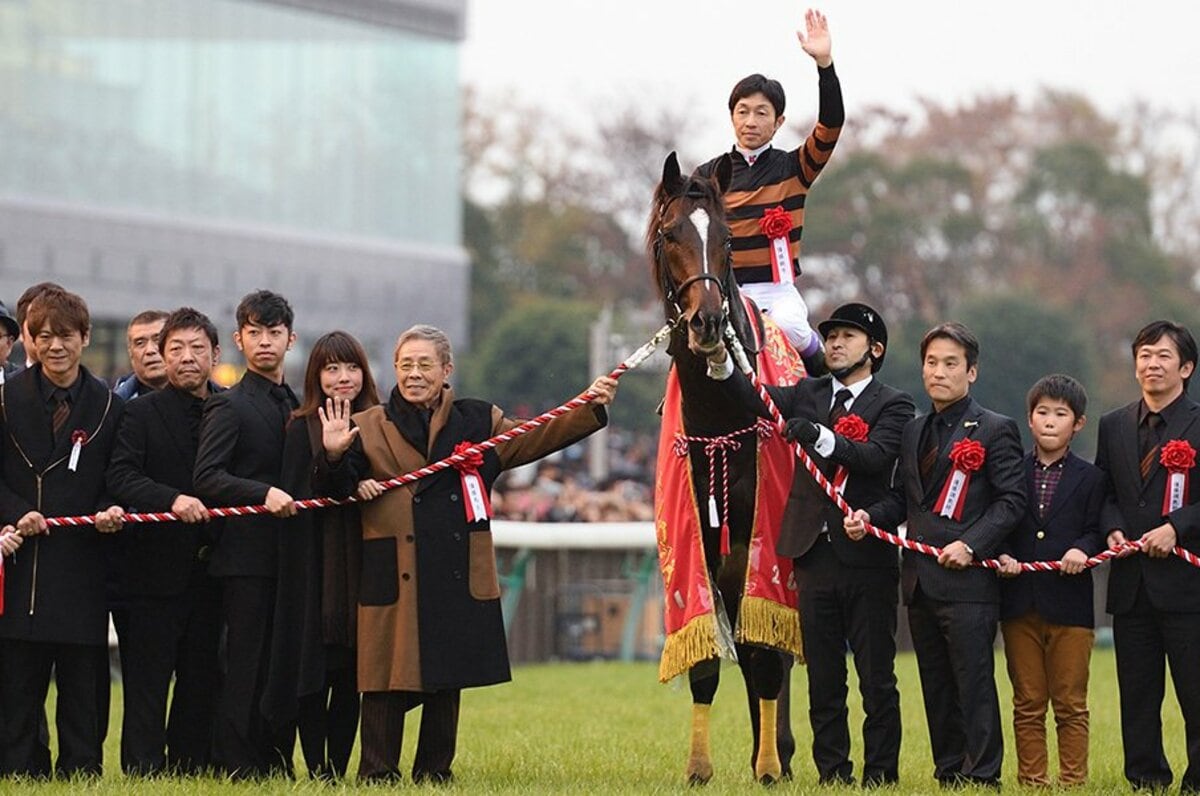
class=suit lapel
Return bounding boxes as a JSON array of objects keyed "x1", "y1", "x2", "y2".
[
  {"x1": 1142, "y1": 399, "x2": 1200, "y2": 489},
  {"x1": 241, "y1": 375, "x2": 285, "y2": 446},
  {"x1": 815, "y1": 379, "x2": 834, "y2": 426},
  {"x1": 150, "y1": 390, "x2": 197, "y2": 463},
  {"x1": 923, "y1": 398, "x2": 983, "y2": 502},
  {"x1": 1040, "y1": 452, "x2": 1085, "y2": 525},
  {"x1": 2, "y1": 370, "x2": 56, "y2": 468}
]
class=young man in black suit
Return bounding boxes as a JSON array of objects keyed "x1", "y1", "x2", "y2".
[
  {"x1": 709, "y1": 302, "x2": 914, "y2": 785},
  {"x1": 0, "y1": 287, "x2": 126, "y2": 778},
  {"x1": 1095, "y1": 320, "x2": 1200, "y2": 792},
  {"x1": 194, "y1": 290, "x2": 299, "y2": 778},
  {"x1": 845, "y1": 321, "x2": 1025, "y2": 788},
  {"x1": 996, "y1": 374, "x2": 1107, "y2": 786},
  {"x1": 107, "y1": 307, "x2": 225, "y2": 775}
]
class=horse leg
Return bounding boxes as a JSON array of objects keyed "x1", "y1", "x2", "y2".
[
  {"x1": 776, "y1": 656, "x2": 796, "y2": 779},
  {"x1": 686, "y1": 660, "x2": 721, "y2": 784},
  {"x1": 742, "y1": 646, "x2": 786, "y2": 784}
]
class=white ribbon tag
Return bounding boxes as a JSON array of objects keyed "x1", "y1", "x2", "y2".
[
  {"x1": 707, "y1": 495, "x2": 720, "y2": 528},
  {"x1": 462, "y1": 472, "x2": 489, "y2": 522},
  {"x1": 68, "y1": 439, "x2": 83, "y2": 472},
  {"x1": 938, "y1": 470, "x2": 967, "y2": 519},
  {"x1": 772, "y1": 237, "x2": 793, "y2": 285},
  {"x1": 1168, "y1": 471, "x2": 1187, "y2": 513}
]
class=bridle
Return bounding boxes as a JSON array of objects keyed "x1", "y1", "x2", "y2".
[{"x1": 653, "y1": 189, "x2": 734, "y2": 322}]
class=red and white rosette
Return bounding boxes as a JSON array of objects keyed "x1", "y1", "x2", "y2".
[
  {"x1": 1160, "y1": 439, "x2": 1196, "y2": 515},
  {"x1": 934, "y1": 438, "x2": 986, "y2": 521},
  {"x1": 831, "y1": 414, "x2": 870, "y2": 495},
  {"x1": 451, "y1": 441, "x2": 491, "y2": 523},
  {"x1": 758, "y1": 206, "x2": 794, "y2": 285},
  {"x1": 68, "y1": 429, "x2": 88, "y2": 472}
]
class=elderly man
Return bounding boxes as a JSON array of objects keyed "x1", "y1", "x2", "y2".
[
  {"x1": 0, "y1": 301, "x2": 20, "y2": 382},
  {"x1": 318, "y1": 324, "x2": 617, "y2": 784},
  {"x1": 114, "y1": 310, "x2": 170, "y2": 400}
]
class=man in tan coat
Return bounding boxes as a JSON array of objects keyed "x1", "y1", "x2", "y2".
[{"x1": 318, "y1": 324, "x2": 617, "y2": 783}]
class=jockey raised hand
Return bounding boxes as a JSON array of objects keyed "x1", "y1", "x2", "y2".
[{"x1": 697, "y1": 6, "x2": 843, "y2": 377}]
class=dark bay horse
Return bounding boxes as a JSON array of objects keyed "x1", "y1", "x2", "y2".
[{"x1": 649, "y1": 151, "x2": 795, "y2": 784}]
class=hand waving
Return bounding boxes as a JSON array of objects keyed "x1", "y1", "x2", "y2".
[
  {"x1": 797, "y1": 8, "x2": 832, "y2": 67},
  {"x1": 319, "y1": 397, "x2": 359, "y2": 460}
]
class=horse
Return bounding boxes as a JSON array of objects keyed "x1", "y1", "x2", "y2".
[{"x1": 648, "y1": 151, "x2": 798, "y2": 784}]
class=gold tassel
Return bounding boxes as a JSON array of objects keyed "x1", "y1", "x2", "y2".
[
  {"x1": 658, "y1": 614, "x2": 718, "y2": 683},
  {"x1": 736, "y1": 596, "x2": 804, "y2": 662}
]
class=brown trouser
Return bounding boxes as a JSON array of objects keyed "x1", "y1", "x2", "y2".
[{"x1": 1001, "y1": 611, "x2": 1093, "y2": 786}]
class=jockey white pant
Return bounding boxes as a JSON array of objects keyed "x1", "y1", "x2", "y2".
[{"x1": 739, "y1": 282, "x2": 820, "y2": 358}]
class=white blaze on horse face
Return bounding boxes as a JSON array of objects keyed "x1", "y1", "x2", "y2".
[{"x1": 688, "y1": 208, "x2": 713, "y2": 295}]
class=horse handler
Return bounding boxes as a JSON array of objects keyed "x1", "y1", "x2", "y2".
[
  {"x1": 710, "y1": 302, "x2": 915, "y2": 785},
  {"x1": 316, "y1": 324, "x2": 617, "y2": 783}
]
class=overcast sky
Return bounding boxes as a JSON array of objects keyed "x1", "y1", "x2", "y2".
[{"x1": 461, "y1": 1, "x2": 1200, "y2": 155}]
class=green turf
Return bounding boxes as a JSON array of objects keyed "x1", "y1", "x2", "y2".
[{"x1": 9, "y1": 647, "x2": 1185, "y2": 793}]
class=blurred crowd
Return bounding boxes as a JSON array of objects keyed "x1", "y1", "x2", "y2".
[{"x1": 492, "y1": 430, "x2": 656, "y2": 522}]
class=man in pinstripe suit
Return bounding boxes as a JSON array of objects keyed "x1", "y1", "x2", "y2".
[{"x1": 846, "y1": 322, "x2": 1025, "y2": 787}]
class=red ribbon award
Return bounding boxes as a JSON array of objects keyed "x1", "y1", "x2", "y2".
[
  {"x1": 934, "y1": 438, "x2": 986, "y2": 521},
  {"x1": 1160, "y1": 439, "x2": 1196, "y2": 515},
  {"x1": 451, "y1": 441, "x2": 491, "y2": 522},
  {"x1": 758, "y1": 206, "x2": 794, "y2": 286},
  {"x1": 831, "y1": 414, "x2": 870, "y2": 495}
]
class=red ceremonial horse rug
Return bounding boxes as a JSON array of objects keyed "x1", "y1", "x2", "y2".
[{"x1": 654, "y1": 308, "x2": 804, "y2": 682}]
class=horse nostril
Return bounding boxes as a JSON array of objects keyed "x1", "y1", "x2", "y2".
[{"x1": 689, "y1": 314, "x2": 705, "y2": 331}]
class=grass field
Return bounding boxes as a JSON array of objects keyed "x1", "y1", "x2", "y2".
[{"x1": 12, "y1": 647, "x2": 1187, "y2": 793}]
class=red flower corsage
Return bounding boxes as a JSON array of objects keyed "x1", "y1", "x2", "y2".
[
  {"x1": 758, "y1": 206, "x2": 793, "y2": 239},
  {"x1": 1161, "y1": 439, "x2": 1196, "y2": 471},
  {"x1": 833, "y1": 414, "x2": 869, "y2": 442},
  {"x1": 71, "y1": 429, "x2": 89, "y2": 446},
  {"x1": 948, "y1": 438, "x2": 986, "y2": 472},
  {"x1": 1160, "y1": 439, "x2": 1196, "y2": 514}
]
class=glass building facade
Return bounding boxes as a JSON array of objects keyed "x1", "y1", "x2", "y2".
[{"x1": 0, "y1": 0, "x2": 468, "y2": 379}]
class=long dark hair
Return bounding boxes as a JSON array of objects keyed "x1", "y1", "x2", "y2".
[{"x1": 294, "y1": 331, "x2": 381, "y2": 419}]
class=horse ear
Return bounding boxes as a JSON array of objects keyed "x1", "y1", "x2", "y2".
[
  {"x1": 714, "y1": 153, "x2": 733, "y2": 194},
  {"x1": 662, "y1": 151, "x2": 684, "y2": 195}
]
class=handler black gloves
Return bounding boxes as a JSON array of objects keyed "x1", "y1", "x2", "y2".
[{"x1": 784, "y1": 418, "x2": 820, "y2": 445}]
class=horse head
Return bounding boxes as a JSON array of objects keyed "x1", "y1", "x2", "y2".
[{"x1": 648, "y1": 151, "x2": 735, "y2": 357}]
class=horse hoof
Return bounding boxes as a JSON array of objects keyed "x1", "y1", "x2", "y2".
[
  {"x1": 757, "y1": 773, "x2": 779, "y2": 787},
  {"x1": 686, "y1": 760, "x2": 713, "y2": 786}
]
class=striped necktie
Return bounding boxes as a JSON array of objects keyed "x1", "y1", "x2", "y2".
[{"x1": 51, "y1": 388, "x2": 71, "y2": 436}]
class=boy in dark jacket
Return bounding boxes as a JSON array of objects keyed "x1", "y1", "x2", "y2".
[{"x1": 996, "y1": 374, "x2": 1106, "y2": 786}]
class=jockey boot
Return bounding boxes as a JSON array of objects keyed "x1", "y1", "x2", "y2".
[
  {"x1": 754, "y1": 698, "x2": 782, "y2": 785},
  {"x1": 686, "y1": 704, "x2": 713, "y2": 785}
]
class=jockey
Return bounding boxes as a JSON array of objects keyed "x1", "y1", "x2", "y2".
[{"x1": 696, "y1": 7, "x2": 842, "y2": 377}]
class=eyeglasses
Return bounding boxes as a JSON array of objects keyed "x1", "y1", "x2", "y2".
[{"x1": 396, "y1": 359, "x2": 439, "y2": 374}]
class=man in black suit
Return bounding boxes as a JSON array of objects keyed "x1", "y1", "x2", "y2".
[
  {"x1": 846, "y1": 321, "x2": 1025, "y2": 787},
  {"x1": 107, "y1": 307, "x2": 225, "y2": 775},
  {"x1": 0, "y1": 287, "x2": 126, "y2": 778},
  {"x1": 194, "y1": 290, "x2": 299, "y2": 778},
  {"x1": 1095, "y1": 320, "x2": 1200, "y2": 792},
  {"x1": 709, "y1": 302, "x2": 914, "y2": 785}
]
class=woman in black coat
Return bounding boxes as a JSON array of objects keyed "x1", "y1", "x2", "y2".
[{"x1": 262, "y1": 331, "x2": 380, "y2": 778}]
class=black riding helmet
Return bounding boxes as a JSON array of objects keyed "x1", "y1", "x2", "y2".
[{"x1": 817, "y1": 302, "x2": 888, "y2": 372}]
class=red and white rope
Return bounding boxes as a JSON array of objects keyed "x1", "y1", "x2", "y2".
[
  {"x1": 39, "y1": 322, "x2": 678, "y2": 530},
  {"x1": 722, "y1": 326, "x2": 1200, "y2": 572}
]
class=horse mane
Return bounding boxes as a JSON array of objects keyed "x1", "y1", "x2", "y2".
[{"x1": 646, "y1": 170, "x2": 725, "y2": 303}]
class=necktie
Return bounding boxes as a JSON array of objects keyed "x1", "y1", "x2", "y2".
[
  {"x1": 271, "y1": 383, "x2": 299, "y2": 428},
  {"x1": 1139, "y1": 411, "x2": 1163, "y2": 481},
  {"x1": 51, "y1": 388, "x2": 71, "y2": 437},
  {"x1": 829, "y1": 388, "x2": 852, "y2": 427},
  {"x1": 747, "y1": 154, "x2": 757, "y2": 165},
  {"x1": 919, "y1": 416, "x2": 940, "y2": 485}
]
